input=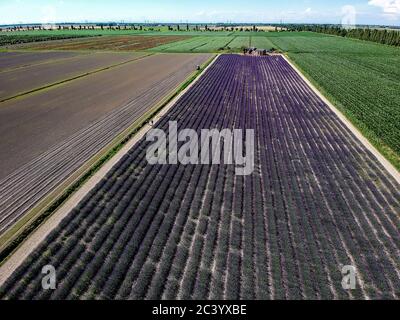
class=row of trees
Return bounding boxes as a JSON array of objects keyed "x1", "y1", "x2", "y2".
[
  {"x1": 1, "y1": 24, "x2": 284, "y2": 33},
  {"x1": 166, "y1": 24, "x2": 270, "y2": 32},
  {"x1": 0, "y1": 24, "x2": 156, "y2": 32},
  {"x1": 286, "y1": 24, "x2": 400, "y2": 46}
]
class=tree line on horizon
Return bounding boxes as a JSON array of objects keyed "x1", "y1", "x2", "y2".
[{"x1": 286, "y1": 24, "x2": 400, "y2": 47}]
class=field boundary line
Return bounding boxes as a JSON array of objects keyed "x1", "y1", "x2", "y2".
[
  {"x1": 0, "y1": 52, "x2": 154, "y2": 104},
  {"x1": 282, "y1": 54, "x2": 400, "y2": 185},
  {"x1": 0, "y1": 54, "x2": 218, "y2": 287}
]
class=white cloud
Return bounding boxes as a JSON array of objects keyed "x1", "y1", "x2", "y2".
[
  {"x1": 341, "y1": 5, "x2": 357, "y2": 28},
  {"x1": 368, "y1": 0, "x2": 400, "y2": 18}
]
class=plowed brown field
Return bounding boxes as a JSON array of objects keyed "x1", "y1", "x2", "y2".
[{"x1": 19, "y1": 35, "x2": 191, "y2": 51}]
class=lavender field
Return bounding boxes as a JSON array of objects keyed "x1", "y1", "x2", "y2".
[{"x1": 1, "y1": 55, "x2": 399, "y2": 300}]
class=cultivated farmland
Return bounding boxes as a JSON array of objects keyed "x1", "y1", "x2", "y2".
[
  {"x1": 149, "y1": 36, "x2": 242, "y2": 53},
  {"x1": 1, "y1": 55, "x2": 398, "y2": 300},
  {"x1": 228, "y1": 37, "x2": 250, "y2": 49},
  {"x1": 0, "y1": 51, "x2": 81, "y2": 71},
  {"x1": 0, "y1": 51, "x2": 147, "y2": 101},
  {"x1": 249, "y1": 36, "x2": 275, "y2": 49},
  {"x1": 147, "y1": 32, "x2": 317, "y2": 53},
  {"x1": 0, "y1": 34, "x2": 96, "y2": 47},
  {"x1": 0, "y1": 53, "x2": 211, "y2": 236},
  {"x1": 264, "y1": 33, "x2": 400, "y2": 169},
  {"x1": 13, "y1": 35, "x2": 191, "y2": 51}
]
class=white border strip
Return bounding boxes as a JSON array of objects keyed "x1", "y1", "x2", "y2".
[
  {"x1": 0, "y1": 54, "x2": 219, "y2": 287},
  {"x1": 282, "y1": 54, "x2": 400, "y2": 185}
]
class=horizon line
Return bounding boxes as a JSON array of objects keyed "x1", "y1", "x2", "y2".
[{"x1": 1, "y1": 22, "x2": 399, "y2": 28}]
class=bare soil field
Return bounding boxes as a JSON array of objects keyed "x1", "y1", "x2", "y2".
[
  {"x1": 0, "y1": 51, "x2": 147, "y2": 101},
  {"x1": 0, "y1": 53, "x2": 211, "y2": 235},
  {"x1": 16, "y1": 35, "x2": 192, "y2": 51},
  {"x1": 0, "y1": 51, "x2": 81, "y2": 71}
]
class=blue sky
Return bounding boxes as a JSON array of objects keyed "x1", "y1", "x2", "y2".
[{"x1": 0, "y1": 0, "x2": 399, "y2": 26}]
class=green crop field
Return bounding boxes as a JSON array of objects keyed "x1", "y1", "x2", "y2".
[
  {"x1": 249, "y1": 36, "x2": 276, "y2": 49},
  {"x1": 226, "y1": 36, "x2": 250, "y2": 49},
  {"x1": 149, "y1": 36, "x2": 236, "y2": 52},
  {"x1": 149, "y1": 35, "x2": 277, "y2": 52},
  {"x1": 146, "y1": 31, "x2": 321, "y2": 52}
]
